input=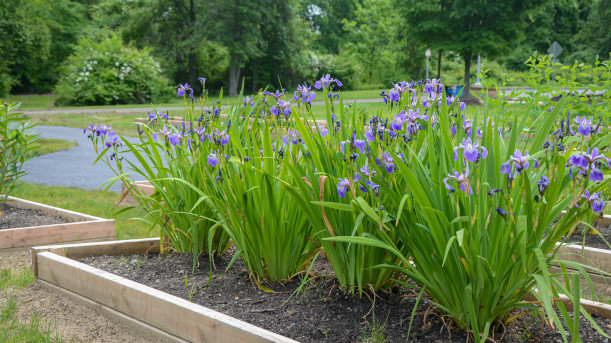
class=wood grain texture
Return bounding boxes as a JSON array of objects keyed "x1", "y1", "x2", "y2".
[
  {"x1": 6, "y1": 196, "x2": 105, "y2": 222},
  {"x1": 37, "y1": 252, "x2": 299, "y2": 343}
]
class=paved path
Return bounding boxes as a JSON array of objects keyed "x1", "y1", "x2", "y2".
[{"x1": 22, "y1": 126, "x2": 145, "y2": 193}]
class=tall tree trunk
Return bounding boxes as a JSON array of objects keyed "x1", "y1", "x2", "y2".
[
  {"x1": 188, "y1": 0, "x2": 196, "y2": 87},
  {"x1": 437, "y1": 50, "x2": 442, "y2": 80},
  {"x1": 463, "y1": 52, "x2": 473, "y2": 101},
  {"x1": 229, "y1": 62, "x2": 241, "y2": 97}
]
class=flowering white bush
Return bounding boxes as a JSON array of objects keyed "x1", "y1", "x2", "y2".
[{"x1": 55, "y1": 34, "x2": 171, "y2": 105}]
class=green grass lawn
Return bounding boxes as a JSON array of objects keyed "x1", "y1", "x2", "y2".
[{"x1": 11, "y1": 183, "x2": 155, "y2": 240}]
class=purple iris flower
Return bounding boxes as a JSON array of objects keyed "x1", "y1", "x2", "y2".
[
  {"x1": 574, "y1": 116, "x2": 593, "y2": 136},
  {"x1": 340, "y1": 139, "x2": 366, "y2": 154},
  {"x1": 243, "y1": 96, "x2": 255, "y2": 107},
  {"x1": 198, "y1": 77, "x2": 206, "y2": 85},
  {"x1": 293, "y1": 84, "x2": 317, "y2": 103},
  {"x1": 264, "y1": 89, "x2": 285, "y2": 100},
  {"x1": 538, "y1": 176, "x2": 550, "y2": 195},
  {"x1": 315, "y1": 74, "x2": 342, "y2": 90},
  {"x1": 462, "y1": 119, "x2": 474, "y2": 137},
  {"x1": 582, "y1": 190, "x2": 605, "y2": 213},
  {"x1": 460, "y1": 102, "x2": 466, "y2": 112},
  {"x1": 383, "y1": 152, "x2": 395, "y2": 173},
  {"x1": 454, "y1": 138, "x2": 488, "y2": 162},
  {"x1": 569, "y1": 148, "x2": 611, "y2": 182},
  {"x1": 282, "y1": 129, "x2": 301, "y2": 145},
  {"x1": 270, "y1": 99, "x2": 292, "y2": 119},
  {"x1": 320, "y1": 128, "x2": 329, "y2": 137},
  {"x1": 365, "y1": 180, "x2": 379, "y2": 196},
  {"x1": 83, "y1": 124, "x2": 98, "y2": 136},
  {"x1": 168, "y1": 132, "x2": 182, "y2": 146},
  {"x1": 389, "y1": 89, "x2": 400, "y2": 102},
  {"x1": 365, "y1": 129, "x2": 376, "y2": 142},
  {"x1": 496, "y1": 207, "x2": 507, "y2": 219},
  {"x1": 360, "y1": 161, "x2": 376, "y2": 177},
  {"x1": 208, "y1": 129, "x2": 230, "y2": 146},
  {"x1": 501, "y1": 149, "x2": 539, "y2": 174},
  {"x1": 443, "y1": 169, "x2": 472, "y2": 194},
  {"x1": 450, "y1": 122, "x2": 457, "y2": 136},
  {"x1": 446, "y1": 95, "x2": 455, "y2": 107},
  {"x1": 337, "y1": 177, "x2": 350, "y2": 198},
  {"x1": 177, "y1": 83, "x2": 193, "y2": 97},
  {"x1": 207, "y1": 152, "x2": 219, "y2": 167},
  {"x1": 105, "y1": 132, "x2": 121, "y2": 148}
]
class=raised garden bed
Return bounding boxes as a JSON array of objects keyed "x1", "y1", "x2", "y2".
[
  {"x1": 0, "y1": 196, "x2": 115, "y2": 249},
  {"x1": 31, "y1": 239, "x2": 611, "y2": 342},
  {"x1": 120, "y1": 180, "x2": 156, "y2": 206}
]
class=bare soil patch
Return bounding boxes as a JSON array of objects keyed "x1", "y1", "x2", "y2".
[
  {"x1": 567, "y1": 223, "x2": 611, "y2": 250},
  {"x1": 81, "y1": 252, "x2": 611, "y2": 343},
  {"x1": 0, "y1": 204, "x2": 67, "y2": 230}
]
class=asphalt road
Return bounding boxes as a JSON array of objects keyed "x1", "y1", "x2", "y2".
[{"x1": 22, "y1": 126, "x2": 145, "y2": 193}]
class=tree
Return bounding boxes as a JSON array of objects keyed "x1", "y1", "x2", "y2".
[
  {"x1": 401, "y1": 0, "x2": 545, "y2": 99},
  {"x1": 209, "y1": 0, "x2": 265, "y2": 96},
  {"x1": 300, "y1": 0, "x2": 357, "y2": 54}
]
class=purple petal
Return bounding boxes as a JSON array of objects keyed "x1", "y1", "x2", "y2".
[
  {"x1": 590, "y1": 169, "x2": 604, "y2": 182},
  {"x1": 500, "y1": 162, "x2": 510, "y2": 174},
  {"x1": 591, "y1": 198, "x2": 605, "y2": 213},
  {"x1": 480, "y1": 147, "x2": 488, "y2": 160},
  {"x1": 464, "y1": 148, "x2": 479, "y2": 163}
]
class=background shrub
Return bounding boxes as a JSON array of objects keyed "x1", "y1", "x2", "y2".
[{"x1": 55, "y1": 33, "x2": 171, "y2": 106}]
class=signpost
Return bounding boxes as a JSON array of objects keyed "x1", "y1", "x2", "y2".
[
  {"x1": 425, "y1": 49, "x2": 431, "y2": 80},
  {"x1": 547, "y1": 41, "x2": 563, "y2": 62},
  {"x1": 547, "y1": 41, "x2": 563, "y2": 83}
]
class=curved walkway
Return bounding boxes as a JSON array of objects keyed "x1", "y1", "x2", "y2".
[{"x1": 22, "y1": 126, "x2": 145, "y2": 193}]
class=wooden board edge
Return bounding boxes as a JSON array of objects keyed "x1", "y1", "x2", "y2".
[
  {"x1": 37, "y1": 279, "x2": 187, "y2": 343},
  {"x1": 0, "y1": 220, "x2": 115, "y2": 250},
  {"x1": 7, "y1": 196, "x2": 108, "y2": 222},
  {"x1": 37, "y1": 252, "x2": 300, "y2": 343}
]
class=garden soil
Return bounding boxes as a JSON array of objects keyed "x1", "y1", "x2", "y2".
[
  {"x1": 567, "y1": 223, "x2": 611, "y2": 250},
  {"x1": 81, "y1": 252, "x2": 611, "y2": 343},
  {"x1": 0, "y1": 204, "x2": 67, "y2": 230}
]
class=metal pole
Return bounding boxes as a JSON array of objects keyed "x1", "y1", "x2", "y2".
[{"x1": 473, "y1": 55, "x2": 482, "y2": 87}]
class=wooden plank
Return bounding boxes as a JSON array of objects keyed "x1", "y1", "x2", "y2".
[
  {"x1": 0, "y1": 220, "x2": 115, "y2": 249},
  {"x1": 557, "y1": 244, "x2": 611, "y2": 274},
  {"x1": 37, "y1": 252, "x2": 299, "y2": 343},
  {"x1": 38, "y1": 279, "x2": 187, "y2": 343},
  {"x1": 6, "y1": 196, "x2": 105, "y2": 222},
  {"x1": 525, "y1": 290, "x2": 611, "y2": 320}
]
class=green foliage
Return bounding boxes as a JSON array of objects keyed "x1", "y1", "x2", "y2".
[
  {"x1": 54, "y1": 33, "x2": 171, "y2": 106},
  {"x1": 0, "y1": 103, "x2": 38, "y2": 209}
]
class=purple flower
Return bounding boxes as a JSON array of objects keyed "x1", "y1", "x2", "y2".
[
  {"x1": 177, "y1": 83, "x2": 193, "y2": 97},
  {"x1": 538, "y1": 176, "x2": 550, "y2": 195},
  {"x1": 168, "y1": 133, "x2": 182, "y2": 146},
  {"x1": 460, "y1": 102, "x2": 466, "y2": 112},
  {"x1": 496, "y1": 207, "x2": 507, "y2": 219},
  {"x1": 454, "y1": 138, "x2": 487, "y2": 163},
  {"x1": 340, "y1": 139, "x2": 366, "y2": 154},
  {"x1": 383, "y1": 152, "x2": 395, "y2": 173},
  {"x1": 501, "y1": 149, "x2": 538, "y2": 174},
  {"x1": 282, "y1": 129, "x2": 301, "y2": 145},
  {"x1": 320, "y1": 128, "x2": 329, "y2": 137},
  {"x1": 582, "y1": 190, "x2": 605, "y2": 213},
  {"x1": 314, "y1": 74, "x2": 342, "y2": 90},
  {"x1": 207, "y1": 152, "x2": 219, "y2": 167},
  {"x1": 443, "y1": 169, "x2": 472, "y2": 194},
  {"x1": 463, "y1": 119, "x2": 474, "y2": 137},
  {"x1": 243, "y1": 96, "x2": 255, "y2": 107},
  {"x1": 198, "y1": 77, "x2": 206, "y2": 85},
  {"x1": 389, "y1": 89, "x2": 400, "y2": 102},
  {"x1": 359, "y1": 161, "x2": 376, "y2": 177},
  {"x1": 450, "y1": 122, "x2": 457, "y2": 136},
  {"x1": 569, "y1": 148, "x2": 610, "y2": 182},
  {"x1": 365, "y1": 129, "x2": 376, "y2": 142},
  {"x1": 264, "y1": 89, "x2": 284, "y2": 100},
  {"x1": 270, "y1": 99, "x2": 292, "y2": 119},
  {"x1": 574, "y1": 116, "x2": 593, "y2": 136},
  {"x1": 208, "y1": 129, "x2": 230, "y2": 146},
  {"x1": 293, "y1": 84, "x2": 317, "y2": 103},
  {"x1": 365, "y1": 180, "x2": 379, "y2": 196},
  {"x1": 337, "y1": 177, "x2": 350, "y2": 198},
  {"x1": 105, "y1": 132, "x2": 121, "y2": 148}
]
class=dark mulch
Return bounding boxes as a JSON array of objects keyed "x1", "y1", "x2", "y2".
[
  {"x1": 80, "y1": 252, "x2": 611, "y2": 343},
  {"x1": 567, "y1": 224, "x2": 611, "y2": 250},
  {"x1": 0, "y1": 203, "x2": 67, "y2": 230}
]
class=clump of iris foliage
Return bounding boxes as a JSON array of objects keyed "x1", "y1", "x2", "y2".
[{"x1": 87, "y1": 56, "x2": 611, "y2": 342}]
